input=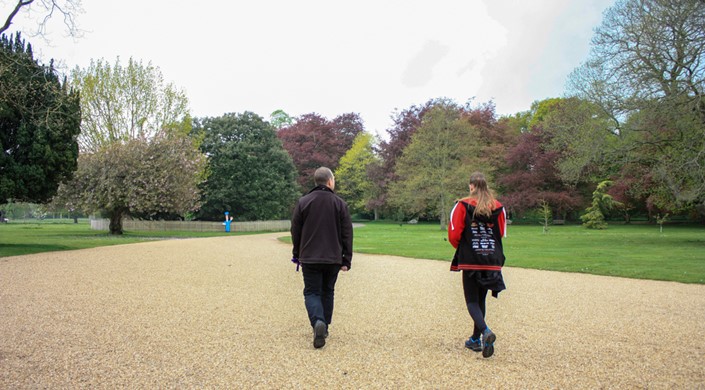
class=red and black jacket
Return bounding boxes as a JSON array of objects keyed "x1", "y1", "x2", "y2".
[{"x1": 448, "y1": 198, "x2": 506, "y2": 272}]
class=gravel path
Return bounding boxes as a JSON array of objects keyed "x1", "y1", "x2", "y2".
[{"x1": 1, "y1": 233, "x2": 704, "y2": 389}]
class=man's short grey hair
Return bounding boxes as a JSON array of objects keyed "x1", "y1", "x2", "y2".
[{"x1": 314, "y1": 167, "x2": 334, "y2": 186}]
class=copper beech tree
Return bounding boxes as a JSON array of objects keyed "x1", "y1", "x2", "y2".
[{"x1": 277, "y1": 112, "x2": 363, "y2": 190}]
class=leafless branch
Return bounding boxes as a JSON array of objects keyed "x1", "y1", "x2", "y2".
[{"x1": 1, "y1": 0, "x2": 83, "y2": 39}]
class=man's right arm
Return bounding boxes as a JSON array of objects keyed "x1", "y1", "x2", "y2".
[{"x1": 290, "y1": 202, "x2": 302, "y2": 258}]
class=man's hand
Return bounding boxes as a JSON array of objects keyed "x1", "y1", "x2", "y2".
[{"x1": 341, "y1": 266, "x2": 349, "y2": 272}]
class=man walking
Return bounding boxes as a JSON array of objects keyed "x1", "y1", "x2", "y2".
[{"x1": 291, "y1": 167, "x2": 353, "y2": 349}]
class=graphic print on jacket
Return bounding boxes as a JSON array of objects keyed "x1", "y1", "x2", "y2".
[{"x1": 449, "y1": 200, "x2": 506, "y2": 272}]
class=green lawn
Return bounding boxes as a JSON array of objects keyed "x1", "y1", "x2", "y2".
[
  {"x1": 3, "y1": 220, "x2": 704, "y2": 284},
  {"x1": 347, "y1": 222, "x2": 705, "y2": 284},
  {"x1": 0, "y1": 220, "x2": 254, "y2": 258}
]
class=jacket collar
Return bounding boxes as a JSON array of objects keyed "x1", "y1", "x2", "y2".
[{"x1": 308, "y1": 185, "x2": 334, "y2": 194}]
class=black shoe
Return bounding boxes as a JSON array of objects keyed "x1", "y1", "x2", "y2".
[
  {"x1": 313, "y1": 320, "x2": 326, "y2": 349},
  {"x1": 481, "y1": 328, "x2": 496, "y2": 358},
  {"x1": 465, "y1": 336, "x2": 482, "y2": 352}
]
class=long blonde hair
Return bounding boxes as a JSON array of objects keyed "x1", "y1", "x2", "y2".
[{"x1": 468, "y1": 172, "x2": 496, "y2": 217}]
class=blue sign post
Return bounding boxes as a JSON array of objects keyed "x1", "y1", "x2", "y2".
[{"x1": 224, "y1": 211, "x2": 233, "y2": 232}]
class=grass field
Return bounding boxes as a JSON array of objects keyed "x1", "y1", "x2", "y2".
[
  {"x1": 283, "y1": 221, "x2": 705, "y2": 284},
  {"x1": 2, "y1": 220, "x2": 703, "y2": 284},
  {"x1": 0, "y1": 220, "x2": 254, "y2": 258}
]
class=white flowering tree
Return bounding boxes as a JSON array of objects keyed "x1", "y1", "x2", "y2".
[
  {"x1": 57, "y1": 135, "x2": 207, "y2": 234},
  {"x1": 54, "y1": 57, "x2": 207, "y2": 234}
]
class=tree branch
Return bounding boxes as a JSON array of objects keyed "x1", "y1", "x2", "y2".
[{"x1": 1, "y1": 0, "x2": 34, "y2": 36}]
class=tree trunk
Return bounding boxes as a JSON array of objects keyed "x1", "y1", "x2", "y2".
[
  {"x1": 439, "y1": 197, "x2": 447, "y2": 230},
  {"x1": 107, "y1": 209, "x2": 125, "y2": 235}
]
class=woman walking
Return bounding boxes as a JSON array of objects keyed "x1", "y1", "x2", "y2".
[{"x1": 448, "y1": 172, "x2": 507, "y2": 358}]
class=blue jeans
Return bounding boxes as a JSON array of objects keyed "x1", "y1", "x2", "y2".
[{"x1": 302, "y1": 263, "x2": 340, "y2": 328}]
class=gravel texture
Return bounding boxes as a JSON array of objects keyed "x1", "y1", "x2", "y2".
[{"x1": 1, "y1": 233, "x2": 704, "y2": 389}]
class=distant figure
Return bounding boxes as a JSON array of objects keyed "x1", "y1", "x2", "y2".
[
  {"x1": 448, "y1": 172, "x2": 507, "y2": 358},
  {"x1": 224, "y1": 212, "x2": 233, "y2": 232},
  {"x1": 290, "y1": 167, "x2": 353, "y2": 349}
]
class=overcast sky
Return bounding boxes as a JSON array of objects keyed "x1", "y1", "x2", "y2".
[{"x1": 4, "y1": 0, "x2": 615, "y2": 137}]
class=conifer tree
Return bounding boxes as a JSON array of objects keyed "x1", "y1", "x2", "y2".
[{"x1": 0, "y1": 32, "x2": 81, "y2": 204}]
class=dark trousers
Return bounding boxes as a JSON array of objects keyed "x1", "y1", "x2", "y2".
[
  {"x1": 462, "y1": 270, "x2": 488, "y2": 338},
  {"x1": 302, "y1": 263, "x2": 341, "y2": 328}
]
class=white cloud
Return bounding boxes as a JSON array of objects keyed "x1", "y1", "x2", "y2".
[{"x1": 2, "y1": 0, "x2": 615, "y2": 137}]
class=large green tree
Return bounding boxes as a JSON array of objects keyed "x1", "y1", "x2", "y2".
[
  {"x1": 194, "y1": 112, "x2": 299, "y2": 221},
  {"x1": 388, "y1": 101, "x2": 485, "y2": 229},
  {"x1": 70, "y1": 57, "x2": 190, "y2": 153},
  {"x1": 334, "y1": 132, "x2": 381, "y2": 217},
  {"x1": 568, "y1": 0, "x2": 705, "y2": 218},
  {"x1": 534, "y1": 98, "x2": 617, "y2": 186},
  {"x1": 0, "y1": 32, "x2": 80, "y2": 204},
  {"x1": 57, "y1": 135, "x2": 206, "y2": 234}
]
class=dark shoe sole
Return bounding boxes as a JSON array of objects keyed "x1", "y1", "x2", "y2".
[
  {"x1": 465, "y1": 340, "x2": 482, "y2": 352},
  {"x1": 482, "y1": 332, "x2": 496, "y2": 358},
  {"x1": 313, "y1": 321, "x2": 326, "y2": 349}
]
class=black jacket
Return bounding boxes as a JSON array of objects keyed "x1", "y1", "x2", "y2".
[
  {"x1": 451, "y1": 202, "x2": 506, "y2": 272},
  {"x1": 291, "y1": 185, "x2": 353, "y2": 269}
]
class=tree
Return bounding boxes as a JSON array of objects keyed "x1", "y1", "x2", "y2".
[
  {"x1": 277, "y1": 112, "x2": 363, "y2": 190},
  {"x1": 334, "y1": 132, "x2": 380, "y2": 217},
  {"x1": 581, "y1": 180, "x2": 622, "y2": 229},
  {"x1": 57, "y1": 56, "x2": 204, "y2": 233},
  {"x1": 538, "y1": 200, "x2": 552, "y2": 234},
  {"x1": 1, "y1": 0, "x2": 83, "y2": 37},
  {"x1": 194, "y1": 112, "x2": 299, "y2": 221},
  {"x1": 70, "y1": 57, "x2": 190, "y2": 153},
  {"x1": 0, "y1": 32, "x2": 80, "y2": 204},
  {"x1": 568, "y1": 0, "x2": 705, "y2": 218},
  {"x1": 536, "y1": 97, "x2": 618, "y2": 186},
  {"x1": 500, "y1": 98, "x2": 614, "y2": 221},
  {"x1": 373, "y1": 100, "x2": 436, "y2": 215},
  {"x1": 623, "y1": 103, "x2": 705, "y2": 213},
  {"x1": 460, "y1": 100, "x2": 519, "y2": 182},
  {"x1": 388, "y1": 101, "x2": 483, "y2": 229},
  {"x1": 498, "y1": 122, "x2": 583, "y2": 220},
  {"x1": 269, "y1": 109, "x2": 293, "y2": 129},
  {"x1": 57, "y1": 135, "x2": 207, "y2": 234}
]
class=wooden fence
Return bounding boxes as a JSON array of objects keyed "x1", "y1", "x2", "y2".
[{"x1": 90, "y1": 219, "x2": 290, "y2": 232}]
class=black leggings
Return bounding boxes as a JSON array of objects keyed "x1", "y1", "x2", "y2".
[{"x1": 462, "y1": 270, "x2": 488, "y2": 338}]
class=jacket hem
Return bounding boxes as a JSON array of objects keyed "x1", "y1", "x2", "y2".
[{"x1": 450, "y1": 265, "x2": 502, "y2": 271}]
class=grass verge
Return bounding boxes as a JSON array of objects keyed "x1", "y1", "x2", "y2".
[
  {"x1": 282, "y1": 221, "x2": 705, "y2": 284},
  {"x1": 3, "y1": 220, "x2": 703, "y2": 284},
  {"x1": 0, "y1": 220, "x2": 260, "y2": 258}
]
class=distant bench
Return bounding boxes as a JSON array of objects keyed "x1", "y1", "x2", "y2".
[{"x1": 552, "y1": 219, "x2": 565, "y2": 225}]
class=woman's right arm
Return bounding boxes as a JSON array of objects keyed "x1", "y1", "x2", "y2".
[{"x1": 448, "y1": 201, "x2": 466, "y2": 248}]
